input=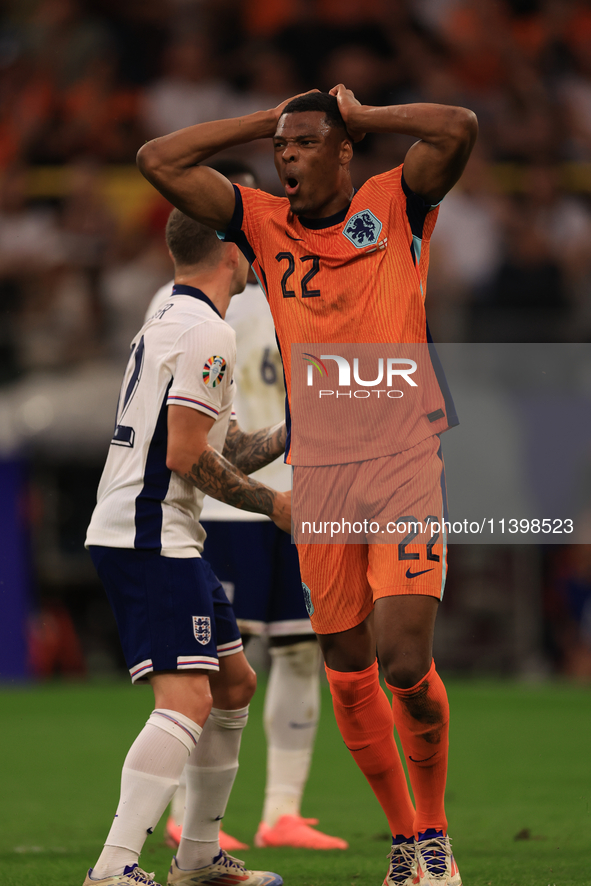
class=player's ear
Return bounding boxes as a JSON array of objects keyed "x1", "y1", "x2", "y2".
[
  {"x1": 339, "y1": 138, "x2": 353, "y2": 166},
  {"x1": 225, "y1": 242, "x2": 241, "y2": 270}
]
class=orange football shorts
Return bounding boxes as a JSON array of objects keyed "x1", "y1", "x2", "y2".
[{"x1": 292, "y1": 434, "x2": 448, "y2": 635}]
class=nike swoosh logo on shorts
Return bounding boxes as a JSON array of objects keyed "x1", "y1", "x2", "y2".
[{"x1": 405, "y1": 567, "x2": 434, "y2": 579}]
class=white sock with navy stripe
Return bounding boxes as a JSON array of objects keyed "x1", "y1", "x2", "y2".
[
  {"x1": 177, "y1": 706, "x2": 249, "y2": 871},
  {"x1": 91, "y1": 710, "x2": 201, "y2": 880}
]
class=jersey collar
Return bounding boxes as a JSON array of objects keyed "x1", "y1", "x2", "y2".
[
  {"x1": 296, "y1": 190, "x2": 357, "y2": 230},
  {"x1": 297, "y1": 205, "x2": 349, "y2": 230},
  {"x1": 172, "y1": 284, "x2": 222, "y2": 319}
]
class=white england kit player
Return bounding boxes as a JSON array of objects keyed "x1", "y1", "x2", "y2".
[
  {"x1": 84, "y1": 210, "x2": 289, "y2": 886},
  {"x1": 148, "y1": 159, "x2": 347, "y2": 851}
]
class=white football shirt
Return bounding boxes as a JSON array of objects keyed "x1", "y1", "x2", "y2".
[
  {"x1": 145, "y1": 281, "x2": 291, "y2": 522},
  {"x1": 86, "y1": 285, "x2": 236, "y2": 557}
]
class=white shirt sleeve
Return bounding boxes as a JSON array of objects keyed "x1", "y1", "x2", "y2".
[{"x1": 167, "y1": 320, "x2": 236, "y2": 419}]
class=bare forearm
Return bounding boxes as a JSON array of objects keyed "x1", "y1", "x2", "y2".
[
  {"x1": 349, "y1": 102, "x2": 476, "y2": 144},
  {"x1": 183, "y1": 445, "x2": 276, "y2": 516},
  {"x1": 138, "y1": 110, "x2": 277, "y2": 177},
  {"x1": 136, "y1": 111, "x2": 276, "y2": 224},
  {"x1": 333, "y1": 87, "x2": 477, "y2": 202},
  {"x1": 223, "y1": 421, "x2": 286, "y2": 474}
]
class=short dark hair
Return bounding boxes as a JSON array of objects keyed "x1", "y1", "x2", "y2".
[
  {"x1": 280, "y1": 92, "x2": 347, "y2": 134},
  {"x1": 165, "y1": 208, "x2": 223, "y2": 268}
]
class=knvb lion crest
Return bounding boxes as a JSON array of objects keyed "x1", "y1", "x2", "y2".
[
  {"x1": 343, "y1": 209, "x2": 383, "y2": 248},
  {"x1": 193, "y1": 615, "x2": 211, "y2": 645}
]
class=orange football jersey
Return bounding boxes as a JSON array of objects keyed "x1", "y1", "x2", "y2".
[{"x1": 222, "y1": 164, "x2": 456, "y2": 463}]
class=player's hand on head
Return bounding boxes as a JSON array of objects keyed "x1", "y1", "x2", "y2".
[
  {"x1": 329, "y1": 84, "x2": 366, "y2": 142},
  {"x1": 271, "y1": 489, "x2": 292, "y2": 535}
]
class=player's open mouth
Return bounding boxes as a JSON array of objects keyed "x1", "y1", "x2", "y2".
[{"x1": 285, "y1": 177, "x2": 300, "y2": 197}]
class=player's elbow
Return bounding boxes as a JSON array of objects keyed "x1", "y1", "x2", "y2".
[
  {"x1": 449, "y1": 107, "x2": 478, "y2": 149},
  {"x1": 166, "y1": 443, "x2": 190, "y2": 477},
  {"x1": 165, "y1": 450, "x2": 183, "y2": 476},
  {"x1": 137, "y1": 139, "x2": 164, "y2": 184},
  {"x1": 166, "y1": 442, "x2": 208, "y2": 479}
]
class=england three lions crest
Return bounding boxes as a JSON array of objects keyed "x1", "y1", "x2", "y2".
[
  {"x1": 193, "y1": 616, "x2": 211, "y2": 645},
  {"x1": 343, "y1": 210, "x2": 383, "y2": 248}
]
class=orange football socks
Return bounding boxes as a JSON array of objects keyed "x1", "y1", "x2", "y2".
[
  {"x1": 325, "y1": 660, "x2": 415, "y2": 838},
  {"x1": 387, "y1": 659, "x2": 449, "y2": 836}
]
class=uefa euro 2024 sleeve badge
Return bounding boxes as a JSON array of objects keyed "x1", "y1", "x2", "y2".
[
  {"x1": 343, "y1": 209, "x2": 383, "y2": 248},
  {"x1": 193, "y1": 615, "x2": 212, "y2": 645},
  {"x1": 203, "y1": 356, "x2": 227, "y2": 387}
]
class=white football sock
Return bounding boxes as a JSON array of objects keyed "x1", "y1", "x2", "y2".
[
  {"x1": 170, "y1": 769, "x2": 187, "y2": 828},
  {"x1": 262, "y1": 641, "x2": 320, "y2": 826},
  {"x1": 177, "y1": 706, "x2": 249, "y2": 871},
  {"x1": 91, "y1": 709, "x2": 201, "y2": 880}
]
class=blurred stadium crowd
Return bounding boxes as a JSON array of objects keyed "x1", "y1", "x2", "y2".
[{"x1": 1, "y1": 0, "x2": 591, "y2": 681}]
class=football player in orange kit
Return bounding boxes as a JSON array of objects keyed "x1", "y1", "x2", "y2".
[{"x1": 137, "y1": 85, "x2": 477, "y2": 886}]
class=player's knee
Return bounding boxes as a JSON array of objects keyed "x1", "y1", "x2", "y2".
[
  {"x1": 319, "y1": 635, "x2": 375, "y2": 673},
  {"x1": 213, "y1": 659, "x2": 257, "y2": 709},
  {"x1": 381, "y1": 653, "x2": 431, "y2": 690},
  {"x1": 181, "y1": 681, "x2": 214, "y2": 723},
  {"x1": 229, "y1": 668, "x2": 257, "y2": 708},
  {"x1": 239, "y1": 662, "x2": 257, "y2": 703},
  {"x1": 150, "y1": 671, "x2": 213, "y2": 724},
  {"x1": 317, "y1": 616, "x2": 376, "y2": 673},
  {"x1": 270, "y1": 639, "x2": 320, "y2": 678}
]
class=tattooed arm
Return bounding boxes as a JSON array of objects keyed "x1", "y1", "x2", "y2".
[
  {"x1": 222, "y1": 418, "x2": 286, "y2": 474},
  {"x1": 166, "y1": 404, "x2": 291, "y2": 533}
]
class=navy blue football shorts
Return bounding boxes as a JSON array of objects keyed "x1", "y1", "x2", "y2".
[
  {"x1": 89, "y1": 546, "x2": 243, "y2": 684},
  {"x1": 200, "y1": 521, "x2": 313, "y2": 638}
]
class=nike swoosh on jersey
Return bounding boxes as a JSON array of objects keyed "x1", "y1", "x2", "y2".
[
  {"x1": 405, "y1": 567, "x2": 435, "y2": 579},
  {"x1": 285, "y1": 231, "x2": 303, "y2": 241}
]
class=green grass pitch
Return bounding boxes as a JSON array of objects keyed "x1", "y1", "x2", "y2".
[{"x1": 1, "y1": 677, "x2": 590, "y2": 885}]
